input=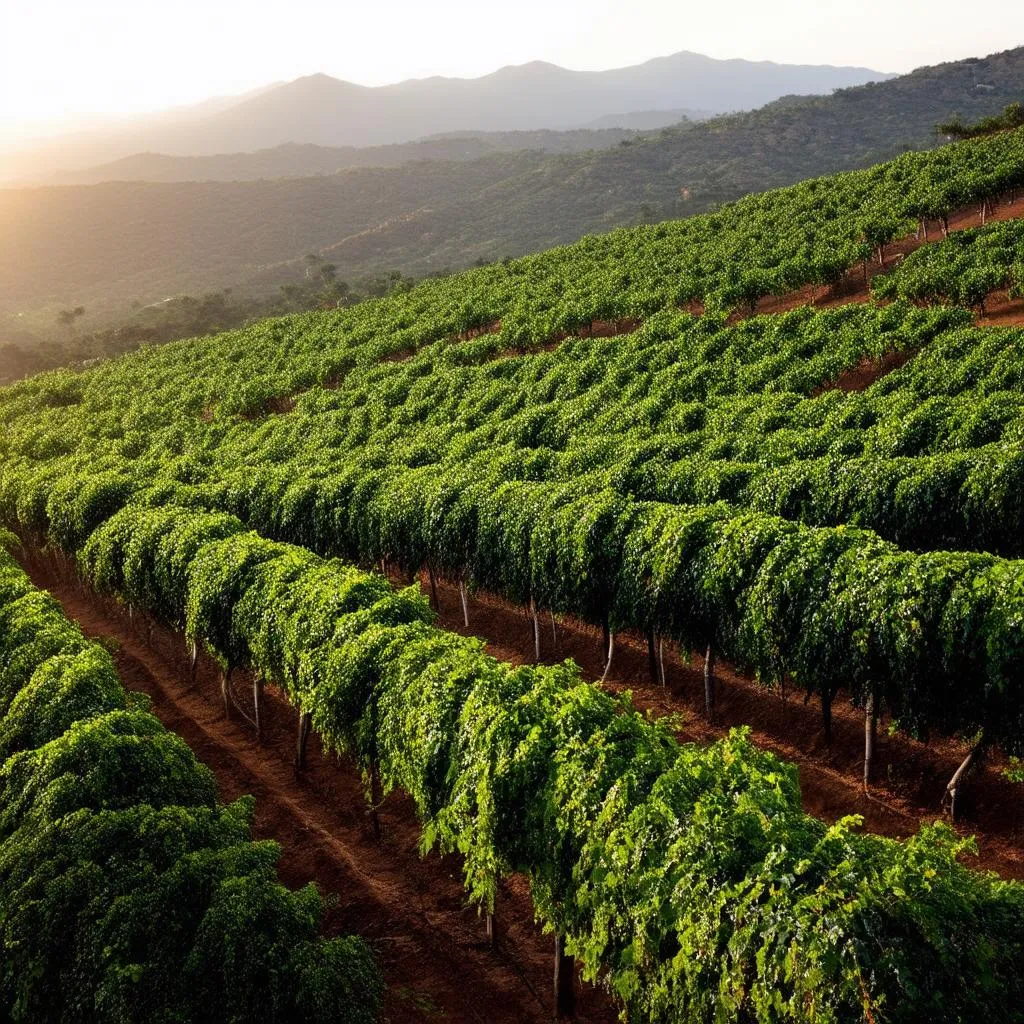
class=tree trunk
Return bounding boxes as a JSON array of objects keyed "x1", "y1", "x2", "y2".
[
  {"x1": 704, "y1": 644, "x2": 716, "y2": 722},
  {"x1": 253, "y1": 676, "x2": 265, "y2": 742},
  {"x1": 863, "y1": 692, "x2": 877, "y2": 790},
  {"x1": 646, "y1": 628, "x2": 658, "y2": 684},
  {"x1": 941, "y1": 214, "x2": 950, "y2": 237},
  {"x1": 554, "y1": 934, "x2": 576, "y2": 1018},
  {"x1": 981, "y1": 199, "x2": 988, "y2": 225},
  {"x1": 530, "y1": 597, "x2": 541, "y2": 663},
  {"x1": 296, "y1": 710, "x2": 312, "y2": 771},
  {"x1": 459, "y1": 579, "x2": 470, "y2": 627},
  {"x1": 486, "y1": 911, "x2": 495, "y2": 948},
  {"x1": 600, "y1": 632, "x2": 615, "y2": 684},
  {"x1": 427, "y1": 562, "x2": 439, "y2": 611},
  {"x1": 944, "y1": 734, "x2": 986, "y2": 822}
]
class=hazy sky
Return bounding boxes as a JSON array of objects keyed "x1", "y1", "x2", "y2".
[{"x1": 2, "y1": 0, "x2": 1023, "y2": 134}]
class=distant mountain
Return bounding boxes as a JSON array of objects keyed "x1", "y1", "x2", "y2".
[
  {"x1": 575, "y1": 109, "x2": 700, "y2": 130},
  {"x1": 9, "y1": 45, "x2": 1022, "y2": 347},
  {"x1": 0, "y1": 51, "x2": 889, "y2": 182},
  {"x1": 42, "y1": 129, "x2": 644, "y2": 185}
]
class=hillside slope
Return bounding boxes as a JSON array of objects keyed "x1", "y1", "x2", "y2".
[{"x1": 42, "y1": 128, "x2": 647, "y2": 186}]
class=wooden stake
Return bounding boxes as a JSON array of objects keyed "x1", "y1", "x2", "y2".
[
  {"x1": 600, "y1": 632, "x2": 615, "y2": 683},
  {"x1": 296, "y1": 710, "x2": 312, "y2": 771},
  {"x1": 554, "y1": 933, "x2": 576, "y2": 1018},
  {"x1": 221, "y1": 666, "x2": 232, "y2": 720},
  {"x1": 459, "y1": 579, "x2": 470, "y2": 627},
  {"x1": 190, "y1": 640, "x2": 198, "y2": 681},
  {"x1": 253, "y1": 676, "x2": 265, "y2": 741},
  {"x1": 530, "y1": 597, "x2": 541, "y2": 663},
  {"x1": 703, "y1": 644, "x2": 716, "y2": 721},
  {"x1": 863, "y1": 692, "x2": 877, "y2": 790}
]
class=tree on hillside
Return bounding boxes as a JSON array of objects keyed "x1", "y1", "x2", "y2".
[
  {"x1": 56, "y1": 306, "x2": 86, "y2": 335},
  {"x1": 937, "y1": 101, "x2": 1024, "y2": 139}
]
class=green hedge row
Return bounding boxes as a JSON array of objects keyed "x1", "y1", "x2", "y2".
[
  {"x1": 0, "y1": 533, "x2": 383, "y2": 1024},
  {"x1": 56, "y1": 502, "x2": 1024, "y2": 1023}
]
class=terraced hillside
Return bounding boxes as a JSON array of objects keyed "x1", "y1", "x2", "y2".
[{"x1": 5, "y1": 127, "x2": 1024, "y2": 1022}]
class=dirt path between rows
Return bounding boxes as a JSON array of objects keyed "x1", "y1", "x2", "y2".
[
  {"x1": 21, "y1": 558, "x2": 617, "y2": 1024},
  {"x1": 416, "y1": 576, "x2": 1024, "y2": 881}
]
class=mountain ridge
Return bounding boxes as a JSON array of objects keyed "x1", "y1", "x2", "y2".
[{"x1": 0, "y1": 51, "x2": 890, "y2": 182}]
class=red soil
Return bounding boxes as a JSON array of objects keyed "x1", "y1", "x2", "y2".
[
  {"x1": 417, "y1": 576, "x2": 1024, "y2": 882},
  {"x1": 753, "y1": 193, "x2": 1024, "y2": 323},
  {"x1": 813, "y1": 348, "x2": 918, "y2": 395},
  {"x1": 20, "y1": 556, "x2": 617, "y2": 1024}
]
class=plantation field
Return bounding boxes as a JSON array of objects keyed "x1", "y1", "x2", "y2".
[{"x1": 4, "y1": 128, "x2": 1024, "y2": 1021}]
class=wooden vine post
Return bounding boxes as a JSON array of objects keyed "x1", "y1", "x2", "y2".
[
  {"x1": 253, "y1": 676, "x2": 265, "y2": 742},
  {"x1": 530, "y1": 597, "x2": 541, "y2": 663},
  {"x1": 295, "y1": 709, "x2": 312, "y2": 771},
  {"x1": 553, "y1": 933, "x2": 576, "y2": 1018},
  {"x1": 703, "y1": 644, "x2": 716, "y2": 721},
  {"x1": 863, "y1": 691, "x2": 877, "y2": 790},
  {"x1": 600, "y1": 631, "x2": 615, "y2": 684},
  {"x1": 459, "y1": 578, "x2": 470, "y2": 627},
  {"x1": 221, "y1": 664, "x2": 232, "y2": 720}
]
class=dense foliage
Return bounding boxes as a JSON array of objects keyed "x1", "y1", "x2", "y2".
[
  {"x1": 6, "y1": 298, "x2": 1024, "y2": 755},
  {"x1": 873, "y1": 217, "x2": 1024, "y2": 309},
  {"x1": 7, "y1": 120, "x2": 1024, "y2": 1022},
  {"x1": 937, "y1": 101, "x2": 1024, "y2": 140},
  {"x1": 0, "y1": 539, "x2": 383, "y2": 1024},
  {"x1": 13, "y1": 503, "x2": 1024, "y2": 1023}
]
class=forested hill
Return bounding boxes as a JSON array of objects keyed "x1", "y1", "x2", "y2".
[
  {"x1": 40, "y1": 128, "x2": 647, "y2": 186},
  {"x1": 3, "y1": 46, "x2": 1023, "y2": 339}
]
